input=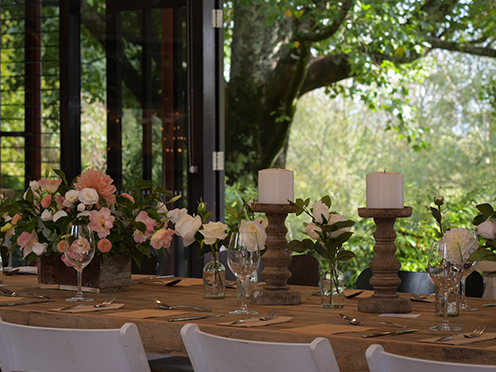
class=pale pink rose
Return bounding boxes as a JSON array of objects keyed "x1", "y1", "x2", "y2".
[
  {"x1": 41, "y1": 194, "x2": 52, "y2": 209},
  {"x1": 200, "y1": 221, "x2": 228, "y2": 245},
  {"x1": 97, "y1": 238, "x2": 112, "y2": 253},
  {"x1": 133, "y1": 230, "x2": 147, "y2": 243},
  {"x1": 305, "y1": 223, "x2": 322, "y2": 240},
  {"x1": 32, "y1": 242, "x2": 48, "y2": 255},
  {"x1": 239, "y1": 220, "x2": 267, "y2": 249},
  {"x1": 121, "y1": 193, "x2": 135, "y2": 203},
  {"x1": 135, "y1": 210, "x2": 157, "y2": 237},
  {"x1": 41, "y1": 210, "x2": 52, "y2": 221},
  {"x1": 150, "y1": 228, "x2": 175, "y2": 249},
  {"x1": 312, "y1": 200, "x2": 329, "y2": 224},
  {"x1": 57, "y1": 240, "x2": 69, "y2": 253},
  {"x1": 167, "y1": 208, "x2": 189, "y2": 224},
  {"x1": 327, "y1": 213, "x2": 350, "y2": 238},
  {"x1": 477, "y1": 218, "x2": 496, "y2": 240},
  {"x1": 29, "y1": 180, "x2": 40, "y2": 191},
  {"x1": 175, "y1": 215, "x2": 202, "y2": 246},
  {"x1": 38, "y1": 178, "x2": 62, "y2": 193},
  {"x1": 17, "y1": 231, "x2": 38, "y2": 258},
  {"x1": 66, "y1": 237, "x2": 91, "y2": 261},
  {"x1": 89, "y1": 208, "x2": 115, "y2": 238},
  {"x1": 54, "y1": 195, "x2": 64, "y2": 210}
]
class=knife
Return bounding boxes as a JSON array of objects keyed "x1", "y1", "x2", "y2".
[
  {"x1": 132, "y1": 275, "x2": 175, "y2": 283},
  {"x1": 168, "y1": 314, "x2": 224, "y2": 322},
  {"x1": 361, "y1": 329, "x2": 418, "y2": 338},
  {"x1": 0, "y1": 300, "x2": 54, "y2": 307}
]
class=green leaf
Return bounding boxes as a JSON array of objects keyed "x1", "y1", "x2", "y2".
[
  {"x1": 134, "y1": 180, "x2": 154, "y2": 189},
  {"x1": 430, "y1": 206, "x2": 441, "y2": 223},
  {"x1": 286, "y1": 240, "x2": 308, "y2": 253},
  {"x1": 476, "y1": 203, "x2": 495, "y2": 217},
  {"x1": 154, "y1": 187, "x2": 173, "y2": 196},
  {"x1": 337, "y1": 249, "x2": 356, "y2": 261},
  {"x1": 468, "y1": 249, "x2": 496, "y2": 261},
  {"x1": 473, "y1": 214, "x2": 488, "y2": 226},
  {"x1": 53, "y1": 169, "x2": 68, "y2": 184},
  {"x1": 321, "y1": 195, "x2": 332, "y2": 208}
]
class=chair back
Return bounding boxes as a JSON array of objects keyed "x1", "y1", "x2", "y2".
[
  {"x1": 366, "y1": 344, "x2": 496, "y2": 372},
  {"x1": 356, "y1": 268, "x2": 485, "y2": 297},
  {"x1": 0, "y1": 317, "x2": 150, "y2": 372},
  {"x1": 180, "y1": 323, "x2": 340, "y2": 372},
  {"x1": 288, "y1": 254, "x2": 321, "y2": 286}
]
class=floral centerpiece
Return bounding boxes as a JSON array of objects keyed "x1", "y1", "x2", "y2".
[
  {"x1": 471, "y1": 202, "x2": 496, "y2": 261},
  {"x1": 168, "y1": 200, "x2": 267, "y2": 299},
  {"x1": 6, "y1": 168, "x2": 180, "y2": 280},
  {"x1": 287, "y1": 195, "x2": 355, "y2": 308}
]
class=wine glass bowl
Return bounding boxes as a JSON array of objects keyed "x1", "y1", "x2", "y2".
[
  {"x1": 460, "y1": 260, "x2": 478, "y2": 311},
  {"x1": 428, "y1": 241, "x2": 464, "y2": 331},
  {"x1": 227, "y1": 232, "x2": 260, "y2": 315},
  {"x1": 63, "y1": 224, "x2": 96, "y2": 302}
]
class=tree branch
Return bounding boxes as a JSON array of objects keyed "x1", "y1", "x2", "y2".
[
  {"x1": 425, "y1": 36, "x2": 496, "y2": 58},
  {"x1": 294, "y1": 0, "x2": 353, "y2": 42},
  {"x1": 299, "y1": 54, "x2": 352, "y2": 96}
]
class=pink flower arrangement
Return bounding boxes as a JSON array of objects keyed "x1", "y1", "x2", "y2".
[{"x1": 8, "y1": 168, "x2": 181, "y2": 266}]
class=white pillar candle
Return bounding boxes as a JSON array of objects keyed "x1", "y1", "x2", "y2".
[
  {"x1": 366, "y1": 172, "x2": 404, "y2": 208},
  {"x1": 258, "y1": 169, "x2": 294, "y2": 204}
]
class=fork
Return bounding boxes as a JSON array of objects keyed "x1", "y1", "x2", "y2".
[
  {"x1": 434, "y1": 325, "x2": 486, "y2": 342},
  {"x1": 230, "y1": 309, "x2": 279, "y2": 325},
  {"x1": 60, "y1": 297, "x2": 115, "y2": 311},
  {"x1": 154, "y1": 299, "x2": 211, "y2": 312}
]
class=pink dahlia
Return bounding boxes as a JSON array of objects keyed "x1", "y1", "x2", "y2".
[{"x1": 74, "y1": 168, "x2": 116, "y2": 206}]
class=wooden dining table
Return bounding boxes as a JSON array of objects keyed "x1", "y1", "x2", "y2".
[{"x1": 1, "y1": 273, "x2": 496, "y2": 372}]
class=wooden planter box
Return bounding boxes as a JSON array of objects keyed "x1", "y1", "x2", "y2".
[{"x1": 38, "y1": 254, "x2": 132, "y2": 293}]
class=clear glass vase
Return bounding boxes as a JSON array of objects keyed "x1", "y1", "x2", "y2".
[
  {"x1": 320, "y1": 260, "x2": 345, "y2": 308},
  {"x1": 203, "y1": 252, "x2": 226, "y2": 299}
]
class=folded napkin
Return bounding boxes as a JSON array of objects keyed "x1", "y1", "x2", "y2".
[
  {"x1": 286, "y1": 324, "x2": 373, "y2": 335},
  {"x1": 106, "y1": 309, "x2": 186, "y2": 319},
  {"x1": 143, "y1": 278, "x2": 201, "y2": 287},
  {"x1": 218, "y1": 316, "x2": 292, "y2": 328},
  {"x1": 52, "y1": 303, "x2": 124, "y2": 313},
  {"x1": 419, "y1": 333, "x2": 496, "y2": 345},
  {"x1": 410, "y1": 294, "x2": 435, "y2": 303},
  {"x1": 379, "y1": 313, "x2": 421, "y2": 318},
  {"x1": 0, "y1": 296, "x2": 25, "y2": 303},
  {"x1": 344, "y1": 289, "x2": 367, "y2": 298}
]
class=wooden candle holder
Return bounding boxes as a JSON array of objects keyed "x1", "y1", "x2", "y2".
[
  {"x1": 357, "y1": 207, "x2": 413, "y2": 313},
  {"x1": 250, "y1": 203, "x2": 301, "y2": 305}
]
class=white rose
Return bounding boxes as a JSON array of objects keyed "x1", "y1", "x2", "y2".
[
  {"x1": 32, "y1": 242, "x2": 48, "y2": 255},
  {"x1": 157, "y1": 202, "x2": 168, "y2": 215},
  {"x1": 167, "y1": 208, "x2": 189, "y2": 224},
  {"x1": 239, "y1": 220, "x2": 268, "y2": 250},
  {"x1": 200, "y1": 221, "x2": 228, "y2": 245},
  {"x1": 305, "y1": 223, "x2": 322, "y2": 240},
  {"x1": 441, "y1": 227, "x2": 479, "y2": 263},
  {"x1": 77, "y1": 203, "x2": 86, "y2": 212},
  {"x1": 53, "y1": 210, "x2": 68, "y2": 222},
  {"x1": 175, "y1": 215, "x2": 202, "y2": 246},
  {"x1": 77, "y1": 211, "x2": 91, "y2": 218},
  {"x1": 63, "y1": 190, "x2": 79, "y2": 208},
  {"x1": 477, "y1": 218, "x2": 496, "y2": 240},
  {"x1": 327, "y1": 213, "x2": 350, "y2": 238},
  {"x1": 41, "y1": 210, "x2": 53, "y2": 221},
  {"x1": 312, "y1": 200, "x2": 329, "y2": 224},
  {"x1": 254, "y1": 217, "x2": 268, "y2": 229},
  {"x1": 29, "y1": 180, "x2": 40, "y2": 191},
  {"x1": 78, "y1": 188, "x2": 99, "y2": 205}
]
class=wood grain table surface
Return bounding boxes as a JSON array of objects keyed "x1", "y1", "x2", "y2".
[{"x1": 1, "y1": 274, "x2": 496, "y2": 371}]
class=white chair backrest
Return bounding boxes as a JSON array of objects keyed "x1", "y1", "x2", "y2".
[
  {"x1": 0, "y1": 317, "x2": 151, "y2": 372},
  {"x1": 366, "y1": 344, "x2": 496, "y2": 372},
  {"x1": 180, "y1": 323, "x2": 340, "y2": 372}
]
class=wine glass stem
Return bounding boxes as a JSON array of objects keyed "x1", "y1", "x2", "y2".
[
  {"x1": 76, "y1": 268, "x2": 84, "y2": 300},
  {"x1": 239, "y1": 279, "x2": 248, "y2": 311},
  {"x1": 460, "y1": 278, "x2": 467, "y2": 305}
]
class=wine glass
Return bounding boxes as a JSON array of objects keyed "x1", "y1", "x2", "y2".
[
  {"x1": 460, "y1": 260, "x2": 478, "y2": 311},
  {"x1": 428, "y1": 241, "x2": 464, "y2": 331},
  {"x1": 63, "y1": 224, "x2": 96, "y2": 302},
  {"x1": 227, "y1": 231, "x2": 260, "y2": 314}
]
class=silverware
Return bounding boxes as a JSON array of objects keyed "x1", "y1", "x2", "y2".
[
  {"x1": 59, "y1": 297, "x2": 115, "y2": 311},
  {"x1": 0, "y1": 286, "x2": 50, "y2": 300},
  {"x1": 164, "y1": 279, "x2": 182, "y2": 287},
  {"x1": 379, "y1": 321, "x2": 408, "y2": 328},
  {"x1": 339, "y1": 313, "x2": 363, "y2": 325},
  {"x1": 483, "y1": 303, "x2": 496, "y2": 307},
  {"x1": 230, "y1": 310, "x2": 279, "y2": 325},
  {"x1": 168, "y1": 314, "x2": 224, "y2": 322},
  {"x1": 344, "y1": 290, "x2": 364, "y2": 299},
  {"x1": 0, "y1": 300, "x2": 54, "y2": 307},
  {"x1": 154, "y1": 299, "x2": 211, "y2": 312},
  {"x1": 301, "y1": 290, "x2": 320, "y2": 294},
  {"x1": 361, "y1": 329, "x2": 418, "y2": 338},
  {"x1": 132, "y1": 275, "x2": 175, "y2": 283},
  {"x1": 3, "y1": 268, "x2": 20, "y2": 276},
  {"x1": 434, "y1": 325, "x2": 486, "y2": 342}
]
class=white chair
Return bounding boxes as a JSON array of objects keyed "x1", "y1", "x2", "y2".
[
  {"x1": 366, "y1": 344, "x2": 496, "y2": 372},
  {"x1": 180, "y1": 323, "x2": 340, "y2": 372},
  {"x1": 0, "y1": 317, "x2": 151, "y2": 372}
]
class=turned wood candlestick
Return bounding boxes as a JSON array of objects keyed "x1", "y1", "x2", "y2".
[
  {"x1": 357, "y1": 207, "x2": 413, "y2": 313},
  {"x1": 249, "y1": 203, "x2": 301, "y2": 305}
]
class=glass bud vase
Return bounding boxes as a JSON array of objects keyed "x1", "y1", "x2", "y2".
[
  {"x1": 321, "y1": 260, "x2": 345, "y2": 308},
  {"x1": 203, "y1": 251, "x2": 226, "y2": 299}
]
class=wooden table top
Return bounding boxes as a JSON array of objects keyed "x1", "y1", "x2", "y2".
[{"x1": 1, "y1": 274, "x2": 496, "y2": 371}]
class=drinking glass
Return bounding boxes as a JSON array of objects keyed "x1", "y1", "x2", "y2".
[
  {"x1": 64, "y1": 224, "x2": 96, "y2": 302},
  {"x1": 460, "y1": 260, "x2": 478, "y2": 311},
  {"x1": 227, "y1": 232, "x2": 260, "y2": 314},
  {"x1": 428, "y1": 241, "x2": 464, "y2": 331}
]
